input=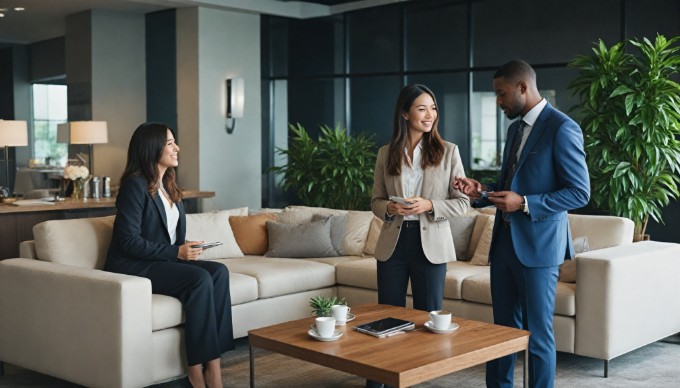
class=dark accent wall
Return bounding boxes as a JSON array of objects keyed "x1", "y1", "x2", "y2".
[
  {"x1": 65, "y1": 11, "x2": 93, "y2": 121},
  {"x1": 145, "y1": 9, "x2": 178, "y2": 132},
  {"x1": 0, "y1": 47, "x2": 16, "y2": 190},
  {"x1": 29, "y1": 37, "x2": 66, "y2": 83},
  {"x1": 261, "y1": 0, "x2": 680, "y2": 242}
]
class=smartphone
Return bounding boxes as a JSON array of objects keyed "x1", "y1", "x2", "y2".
[
  {"x1": 478, "y1": 191, "x2": 493, "y2": 199},
  {"x1": 389, "y1": 196, "x2": 413, "y2": 206},
  {"x1": 191, "y1": 242, "x2": 223, "y2": 250}
]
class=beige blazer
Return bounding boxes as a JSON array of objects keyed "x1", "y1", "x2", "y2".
[{"x1": 371, "y1": 142, "x2": 469, "y2": 263}]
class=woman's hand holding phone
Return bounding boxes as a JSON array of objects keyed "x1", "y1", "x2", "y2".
[{"x1": 178, "y1": 240, "x2": 204, "y2": 261}]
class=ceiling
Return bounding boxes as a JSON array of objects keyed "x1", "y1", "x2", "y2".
[{"x1": 0, "y1": 0, "x2": 388, "y2": 45}]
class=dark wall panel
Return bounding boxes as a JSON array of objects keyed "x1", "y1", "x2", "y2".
[
  {"x1": 350, "y1": 76, "x2": 402, "y2": 147},
  {"x1": 348, "y1": 6, "x2": 401, "y2": 74},
  {"x1": 145, "y1": 9, "x2": 177, "y2": 131},
  {"x1": 472, "y1": 0, "x2": 621, "y2": 67}
]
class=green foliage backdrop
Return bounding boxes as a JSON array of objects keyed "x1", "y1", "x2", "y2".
[
  {"x1": 269, "y1": 123, "x2": 376, "y2": 210},
  {"x1": 568, "y1": 35, "x2": 680, "y2": 238}
]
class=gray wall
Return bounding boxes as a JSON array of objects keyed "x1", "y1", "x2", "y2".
[{"x1": 177, "y1": 7, "x2": 261, "y2": 211}]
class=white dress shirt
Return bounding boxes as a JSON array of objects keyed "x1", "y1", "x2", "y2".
[
  {"x1": 159, "y1": 188, "x2": 179, "y2": 244},
  {"x1": 402, "y1": 141, "x2": 424, "y2": 221}
]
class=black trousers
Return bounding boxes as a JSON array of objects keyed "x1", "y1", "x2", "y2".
[
  {"x1": 147, "y1": 260, "x2": 234, "y2": 366},
  {"x1": 376, "y1": 222, "x2": 447, "y2": 312}
]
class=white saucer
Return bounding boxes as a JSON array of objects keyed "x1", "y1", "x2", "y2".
[
  {"x1": 424, "y1": 321, "x2": 459, "y2": 334},
  {"x1": 308, "y1": 328, "x2": 343, "y2": 342},
  {"x1": 335, "y1": 313, "x2": 356, "y2": 326}
]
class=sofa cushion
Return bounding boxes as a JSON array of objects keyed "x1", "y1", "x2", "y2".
[
  {"x1": 312, "y1": 213, "x2": 347, "y2": 255},
  {"x1": 449, "y1": 209, "x2": 478, "y2": 261},
  {"x1": 151, "y1": 294, "x2": 183, "y2": 331},
  {"x1": 186, "y1": 208, "x2": 247, "y2": 260},
  {"x1": 467, "y1": 213, "x2": 494, "y2": 260},
  {"x1": 461, "y1": 273, "x2": 576, "y2": 316},
  {"x1": 33, "y1": 215, "x2": 115, "y2": 269},
  {"x1": 469, "y1": 215, "x2": 495, "y2": 265},
  {"x1": 567, "y1": 214, "x2": 634, "y2": 250},
  {"x1": 443, "y1": 261, "x2": 490, "y2": 300},
  {"x1": 266, "y1": 219, "x2": 336, "y2": 258},
  {"x1": 343, "y1": 211, "x2": 374, "y2": 256},
  {"x1": 276, "y1": 206, "x2": 347, "y2": 224},
  {"x1": 223, "y1": 257, "x2": 336, "y2": 298},
  {"x1": 229, "y1": 213, "x2": 278, "y2": 255},
  {"x1": 150, "y1": 271, "x2": 259, "y2": 331},
  {"x1": 335, "y1": 258, "x2": 378, "y2": 290},
  {"x1": 559, "y1": 236, "x2": 590, "y2": 283},
  {"x1": 363, "y1": 216, "x2": 383, "y2": 257}
]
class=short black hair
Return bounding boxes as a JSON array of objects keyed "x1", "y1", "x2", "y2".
[{"x1": 494, "y1": 60, "x2": 536, "y2": 83}]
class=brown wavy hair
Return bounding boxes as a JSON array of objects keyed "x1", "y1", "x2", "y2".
[
  {"x1": 118, "y1": 122, "x2": 183, "y2": 203},
  {"x1": 386, "y1": 84, "x2": 445, "y2": 176}
]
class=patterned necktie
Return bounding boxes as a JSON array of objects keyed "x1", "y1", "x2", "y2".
[{"x1": 501, "y1": 119, "x2": 526, "y2": 191}]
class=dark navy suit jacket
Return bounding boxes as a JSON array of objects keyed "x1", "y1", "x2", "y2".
[
  {"x1": 105, "y1": 175, "x2": 186, "y2": 277},
  {"x1": 487, "y1": 102, "x2": 590, "y2": 267}
]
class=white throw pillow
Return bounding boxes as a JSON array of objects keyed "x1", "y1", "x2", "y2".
[{"x1": 186, "y1": 208, "x2": 247, "y2": 260}]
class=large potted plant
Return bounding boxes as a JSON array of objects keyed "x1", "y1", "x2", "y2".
[
  {"x1": 269, "y1": 123, "x2": 376, "y2": 210},
  {"x1": 568, "y1": 35, "x2": 680, "y2": 241}
]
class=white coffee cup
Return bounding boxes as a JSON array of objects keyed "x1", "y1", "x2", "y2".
[
  {"x1": 429, "y1": 310, "x2": 452, "y2": 330},
  {"x1": 315, "y1": 317, "x2": 336, "y2": 338},
  {"x1": 331, "y1": 304, "x2": 350, "y2": 325}
]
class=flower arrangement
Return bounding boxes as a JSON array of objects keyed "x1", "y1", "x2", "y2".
[
  {"x1": 63, "y1": 165, "x2": 90, "y2": 199},
  {"x1": 64, "y1": 165, "x2": 89, "y2": 181}
]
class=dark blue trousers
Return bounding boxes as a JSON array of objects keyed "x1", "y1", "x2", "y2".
[
  {"x1": 377, "y1": 223, "x2": 447, "y2": 312},
  {"x1": 486, "y1": 225, "x2": 559, "y2": 388},
  {"x1": 147, "y1": 260, "x2": 234, "y2": 366}
]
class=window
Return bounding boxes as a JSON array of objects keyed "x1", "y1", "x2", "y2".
[{"x1": 32, "y1": 84, "x2": 67, "y2": 166}]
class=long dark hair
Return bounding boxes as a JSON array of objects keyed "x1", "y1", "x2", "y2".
[
  {"x1": 118, "y1": 122, "x2": 182, "y2": 203},
  {"x1": 386, "y1": 84, "x2": 445, "y2": 176}
]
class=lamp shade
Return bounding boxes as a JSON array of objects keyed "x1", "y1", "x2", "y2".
[
  {"x1": 0, "y1": 120, "x2": 28, "y2": 146},
  {"x1": 69, "y1": 121, "x2": 108, "y2": 144}
]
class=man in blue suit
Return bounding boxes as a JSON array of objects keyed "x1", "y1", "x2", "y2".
[{"x1": 454, "y1": 60, "x2": 590, "y2": 387}]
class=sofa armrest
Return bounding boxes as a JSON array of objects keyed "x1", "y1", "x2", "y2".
[
  {"x1": 0, "y1": 258, "x2": 154, "y2": 388},
  {"x1": 575, "y1": 241, "x2": 680, "y2": 360}
]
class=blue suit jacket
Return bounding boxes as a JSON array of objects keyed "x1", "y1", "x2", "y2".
[
  {"x1": 105, "y1": 175, "x2": 186, "y2": 276},
  {"x1": 487, "y1": 102, "x2": 590, "y2": 267}
]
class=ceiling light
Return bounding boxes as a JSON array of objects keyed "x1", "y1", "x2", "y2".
[
  {"x1": 14, "y1": 7, "x2": 24, "y2": 11},
  {"x1": 0, "y1": 13, "x2": 5, "y2": 18}
]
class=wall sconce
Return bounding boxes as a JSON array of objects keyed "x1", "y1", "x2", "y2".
[
  {"x1": 226, "y1": 77, "x2": 244, "y2": 134},
  {"x1": 0, "y1": 120, "x2": 28, "y2": 191},
  {"x1": 58, "y1": 121, "x2": 108, "y2": 175}
]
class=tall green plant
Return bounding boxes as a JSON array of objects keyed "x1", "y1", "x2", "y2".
[
  {"x1": 568, "y1": 35, "x2": 680, "y2": 239},
  {"x1": 269, "y1": 123, "x2": 376, "y2": 210}
]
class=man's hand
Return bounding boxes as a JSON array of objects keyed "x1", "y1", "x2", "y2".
[
  {"x1": 487, "y1": 191, "x2": 524, "y2": 213},
  {"x1": 452, "y1": 176, "x2": 485, "y2": 198}
]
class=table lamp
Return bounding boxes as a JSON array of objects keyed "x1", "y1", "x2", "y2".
[
  {"x1": 0, "y1": 120, "x2": 29, "y2": 191},
  {"x1": 61, "y1": 121, "x2": 108, "y2": 175}
]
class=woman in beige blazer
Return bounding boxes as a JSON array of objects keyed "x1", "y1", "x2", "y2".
[{"x1": 371, "y1": 84, "x2": 469, "y2": 313}]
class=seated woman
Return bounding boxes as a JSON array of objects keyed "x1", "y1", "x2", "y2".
[{"x1": 105, "y1": 122, "x2": 233, "y2": 387}]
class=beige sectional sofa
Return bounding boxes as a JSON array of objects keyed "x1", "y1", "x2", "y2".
[{"x1": 1, "y1": 205, "x2": 679, "y2": 387}]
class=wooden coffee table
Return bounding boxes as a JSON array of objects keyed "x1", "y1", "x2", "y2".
[{"x1": 248, "y1": 304, "x2": 529, "y2": 387}]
